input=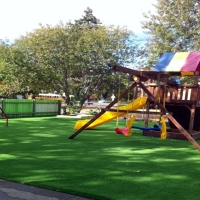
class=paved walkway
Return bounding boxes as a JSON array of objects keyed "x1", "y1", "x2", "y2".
[{"x1": 0, "y1": 179, "x2": 93, "y2": 200}]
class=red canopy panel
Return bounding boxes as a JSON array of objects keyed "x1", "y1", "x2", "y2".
[{"x1": 181, "y1": 52, "x2": 200, "y2": 73}]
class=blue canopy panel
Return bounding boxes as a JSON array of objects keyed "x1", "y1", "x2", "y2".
[{"x1": 153, "y1": 52, "x2": 175, "y2": 72}]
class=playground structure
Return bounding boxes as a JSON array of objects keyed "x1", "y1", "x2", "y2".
[{"x1": 69, "y1": 52, "x2": 200, "y2": 151}]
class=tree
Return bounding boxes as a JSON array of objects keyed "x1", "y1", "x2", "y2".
[
  {"x1": 72, "y1": 8, "x2": 138, "y2": 102},
  {"x1": 0, "y1": 40, "x2": 28, "y2": 97},
  {"x1": 74, "y1": 7, "x2": 101, "y2": 27},
  {"x1": 1, "y1": 8, "x2": 139, "y2": 105},
  {"x1": 141, "y1": 0, "x2": 200, "y2": 66}
]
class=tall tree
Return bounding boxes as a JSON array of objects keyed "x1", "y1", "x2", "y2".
[
  {"x1": 0, "y1": 40, "x2": 27, "y2": 97},
  {"x1": 74, "y1": 7, "x2": 101, "y2": 27},
  {"x1": 1, "y1": 8, "x2": 138, "y2": 104},
  {"x1": 141, "y1": 0, "x2": 200, "y2": 66}
]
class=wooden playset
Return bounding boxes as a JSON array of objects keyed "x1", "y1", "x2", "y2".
[{"x1": 69, "y1": 52, "x2": 200, "y2": 151}]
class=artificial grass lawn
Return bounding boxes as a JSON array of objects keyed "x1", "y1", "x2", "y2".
[{"x1": 0, "y1": 117, "x2": 200, "y2": 200}]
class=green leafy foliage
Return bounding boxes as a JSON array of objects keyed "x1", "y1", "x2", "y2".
[
  {"x1": 0, "y1": 8, "x2": 138, "y2": 103},
  {"x1": 141, "y1": 0, "x2": 200, "y2": 67}
]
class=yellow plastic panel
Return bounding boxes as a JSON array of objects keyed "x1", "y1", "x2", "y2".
[
  {"x1": 74, "y1": 97, "x2": 147, "y2": 130},
  {"x1": 181, "y1": 72, "x2": 194, "y2": 76}
]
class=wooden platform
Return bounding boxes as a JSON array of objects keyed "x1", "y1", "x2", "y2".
[{"x1": 143, "y1": 129, "x2": 200, "y2": 140}]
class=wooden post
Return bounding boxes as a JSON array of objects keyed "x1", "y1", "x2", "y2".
[
  {"x1": 189, "y1": 104, "x2": 195, "y2": 135},
  {"x1": 137, "y1": 81, "x2": 167, "y2": 114},
  {"x1": 33, "y1": 100, "x2": 35, "y2": 117},
  {"x1": 194, "y1": 71, "x2": 199, "y2": 85},
  {"x1": 144, "y1": 102, "x2": 149, "y2": 127},
  {"x1": 58, "y1": 101, "x2": 61, "y2": 115}
]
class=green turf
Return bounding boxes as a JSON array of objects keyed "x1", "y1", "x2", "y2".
[{"x1": 0, "y1": 117, "x2": 200, "y2": 200}]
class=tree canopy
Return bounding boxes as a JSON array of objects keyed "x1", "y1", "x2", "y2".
[
  {"x1": 0, "y1": 8, "x2": 139, "y2": 103},
  {"x1": 74, "y1": 7, "x2": 101, "y2": 27},
  {"x1": 141, "y1": 0, "x2": 200, "y2": 66}
]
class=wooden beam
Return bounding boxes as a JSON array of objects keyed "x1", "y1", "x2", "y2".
[
  {"x1": 137, "y1": 81, "x2": 167, "y2": 114},
  {"x1": 145, "y1": 102, "x2": 150, "y2": 127},
  {"x1": 167, "y1": 113, "x2": 200, "y2": 151},
  {"x1": 184, "y1": 105, "x2": 192, "y2": 111},
  {"x1": 113, "y1": 65, "x2": 170, "y2": 78},
  {"x1": 129, "y1": 74, "x2": 149, "y2": 82},
  {"x1": 194, "y1": 71, "x2": 199, "y2": 85}
]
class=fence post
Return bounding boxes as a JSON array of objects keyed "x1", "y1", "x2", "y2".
[
  {"x1": 58, "y1": 101, "x2": 61, "y2": 115},
  {"x1": 1, "y1": 99, "x2": 3, "y2": 117},
  {"x1": 33, "y1": 100, "x2": 35, "y2": 117}
]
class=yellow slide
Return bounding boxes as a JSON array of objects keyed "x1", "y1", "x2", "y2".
[{"x1": 74, "y1": 97, "x2": 147, "y2": 130}]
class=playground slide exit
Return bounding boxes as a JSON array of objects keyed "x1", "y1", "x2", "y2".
[{"x1": 74, "y1": 97, "x2": 147, "y2": 130}]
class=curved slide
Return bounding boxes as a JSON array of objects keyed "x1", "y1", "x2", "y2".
[{"x1": 74, "y1": 97, "x2": 147, "y2": 130}]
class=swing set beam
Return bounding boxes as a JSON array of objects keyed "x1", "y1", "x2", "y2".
[{"x1": 113, "y1": 65, "x2": 171, "y2": 80}]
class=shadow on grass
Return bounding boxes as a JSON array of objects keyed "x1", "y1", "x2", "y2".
[{"x1": 0, "y1": 117, "x2": 200, "y2": 200}]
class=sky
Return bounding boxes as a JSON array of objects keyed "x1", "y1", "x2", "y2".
[{"x1": 0, "y1": 0, "x2": 156, "y2": 41}]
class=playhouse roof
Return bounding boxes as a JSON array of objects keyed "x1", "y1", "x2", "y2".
[{"x1": 153, "y1": 52, "x2": 200, "y2": 76}]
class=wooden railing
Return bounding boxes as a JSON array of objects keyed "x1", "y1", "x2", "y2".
[{"x1": 134, "y1": 84, "x2": 200, "y2": 106}]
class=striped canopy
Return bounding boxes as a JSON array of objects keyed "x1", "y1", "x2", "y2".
[{"x1": 153, "y1": 52, "x2": 200, "y2": 76}]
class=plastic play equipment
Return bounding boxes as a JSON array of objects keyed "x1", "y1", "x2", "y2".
[
  {"x1": 132, "y1": 126, "x2": 161, "y2": 131},
  {"x1": 115, "y1": 115, "x2": 135, "y2": 136},
  {"x1": 74, "y1": 97, "x2": 147, "y2": 130},
  {"x1": 160, "y1": 116, "x2": 167, "y2": 139},
  {"x1": 115, "y1": 77, "x2": 135, "y2": 135},
  {"x1": 124, "y1": 115, "x2": 135, "y2": 137},
  {"x1": 132, "y1": 116, "x2": 167, "y2": 140}
]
